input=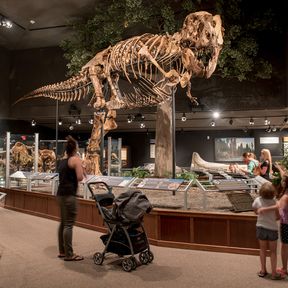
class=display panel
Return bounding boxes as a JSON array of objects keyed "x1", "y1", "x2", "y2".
[{"x1": 215, "y1": 137, "x2": 255, "y2": 161}]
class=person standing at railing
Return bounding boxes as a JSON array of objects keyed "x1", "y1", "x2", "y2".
[{"x1": 57, "y1": 135, "x2": 86, "y2": 261}]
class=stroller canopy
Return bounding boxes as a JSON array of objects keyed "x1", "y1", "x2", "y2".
[{"x1": 113, "y1": 190, "x2": 152, "y2": 222}]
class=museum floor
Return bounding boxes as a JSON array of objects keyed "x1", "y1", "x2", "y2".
[{"x1": 0, "y1": 208, "x2": 287, "y2": 288}]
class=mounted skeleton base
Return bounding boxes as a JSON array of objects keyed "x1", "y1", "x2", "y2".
[{"x1": 16, "y1": 11, "x2": 224, "y2": 175}]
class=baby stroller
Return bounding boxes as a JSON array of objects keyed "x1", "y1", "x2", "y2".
[{"x1": 88, "y1": 181, "x2": 154, "y2": 272}]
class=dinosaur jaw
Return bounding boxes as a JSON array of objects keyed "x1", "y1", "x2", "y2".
[{"x1": 182, "y1": 46, "x2": 220, "y2": 78}]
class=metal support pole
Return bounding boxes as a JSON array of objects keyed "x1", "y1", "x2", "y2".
[
  {"x1": 118, "y1": 138, "x2": 122, "y2": 175},
  {"x1": 172, "y1": 88, "x2": 176, "y2": 179},
  {"x1": 34, "y1": 133, "x2": 39, "y2": 173},
  {"x1": 55, "y1": 100, "x2": 59, "y2": 164},
  {"x1": 100, "y1": 118, "x2": 104, "y2": 173},
  {"x1": 107, "y1": 137, "x2": 112, "y2": 176},
  {"x1": 5, "y1": 132, "x2": 10, "y2": 188}
]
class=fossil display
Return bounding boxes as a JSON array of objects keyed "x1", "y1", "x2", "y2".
[{"x1": 16, "y1": 11, "x2": 224, "y2": 175}]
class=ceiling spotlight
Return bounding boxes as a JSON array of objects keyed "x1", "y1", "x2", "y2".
[
  {"x1": 229, "y1": 119, "x2": 233, "y2": 125},
  {"x1": 75, "y1": 117, "x2": 81, "y2": 125},
  {"x1": 249, "y1": 117, "x2": 254, "y2": 125},
  {"x1": 140, "y1": 122, "x2": 145, "y2": 129},
  {"x1": 264, "y1": 118, "x2": 270, "y2": 126},
  {"x1": 210, "y1": 120, "x2": 216, "y2": 127},
  {"x1": 265, "y1": 126, "x2": 271, "y2": 133},
  {"x1": 0, "y1": 18, "x2": 13, "y2": 29},
  {"x1": 284, "y1": 117, "x2": 288, "y2": 124},
  {"x1": 213, "y1": 111, "x2": 220, "y2": 119},
  {"x1": 31, "y1": 119, "x2": 36, "y2": 126},
  {"x1": 181, "y1": 112, "x2": 187, "y2": 122},
  {"x1": 272, "y1": 126, "x2": 277, "y2": 132},
  {"x1": 127, "y1": 115, "x2": 133, "y2": 123},
  {"x1": 30, "y1": 19, "x2": 36, "y2": 24},
  {"x1": 69, "y1": 124, "x2": 74, "y2": 131},
  {"x1": 88, "y1": 117, "x2": 94, "y2": 125},
  {"x1": 58, "y1": 119, "x2": 63, "y2": 126}
]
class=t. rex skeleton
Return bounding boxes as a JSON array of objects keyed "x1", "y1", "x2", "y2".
[{"x1": 16, "y1": 11, "x2": 224, "y2": 175}]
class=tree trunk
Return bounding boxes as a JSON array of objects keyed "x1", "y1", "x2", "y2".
[{"x1": 154, "y1": 99, "x2": 173, "y2": 178}]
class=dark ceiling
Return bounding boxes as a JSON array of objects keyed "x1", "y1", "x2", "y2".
[
  {"x1": 1, "y1": 0, "x2": 288, "y2": 133},
  {"x1": 0, "y1": 0, "x2": 97, "y2": 50}
]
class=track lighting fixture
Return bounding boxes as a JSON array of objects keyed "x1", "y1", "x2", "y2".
[
  {"x1": 264, "y1": 118, "x2": 270, "y2": 126},
  {"x1": 0, "y1": 17, "x2": 12, "y2": 29},
  {"x1": 58, "y1": 119, "x2": 62, "y2": 126},
  {"x1": 88, "y1": 117, "x2": 94, "y2": 125},
  {"x1": 265, "y1": 126, "x2": 271, "y2": 133},
  {"x1": 229, "y1": 119, "x2": 233, "y2": 125},
  {"x1": 69, "y1": 124, "x2": 74, "y2": 131},
  {"x1": 31, "y1": 119, "x2": 36, "y2": 126},
  {"x1": 181, "y1": 113, "x2": 187, "y2": 122},
  {"x1": 140, "y1": 122, "x2": 145, "y2": 129},
  {"x1": 127, "y1": 115, "x2": 133, "y2": 123},
  {"x1": 284, "y1": 117, "x2": 288, "y2": 124},
  {"x1": 75, "y1": 117, "x2": 81, "y2": 125},
  {"x1": 210, "y1": 120, "x2": 216, "y2": 127},
  {"x1": 249, "y1": 117, "x2": 254, "y2": 125}
]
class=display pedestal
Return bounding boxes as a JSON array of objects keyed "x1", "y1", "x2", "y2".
[{"x1": 1, "y1": 186, "x2": 259, "y2": 256}]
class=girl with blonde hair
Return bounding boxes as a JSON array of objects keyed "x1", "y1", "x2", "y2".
[{"x1": 259, "y1": 148, "x2": 273, "y2": 180}]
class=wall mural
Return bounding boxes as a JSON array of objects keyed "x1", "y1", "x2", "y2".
[{"x1": 214, "y1": 137, "x2": 255, "y2": 162}]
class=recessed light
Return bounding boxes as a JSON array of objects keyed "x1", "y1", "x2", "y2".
[{"x1": 30, "y1": 20, "x2": 36, "y2": 24}]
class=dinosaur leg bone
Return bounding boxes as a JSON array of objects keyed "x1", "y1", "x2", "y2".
[{"x1": 88, "y1": 66, "x2": 105, "y2": 108}]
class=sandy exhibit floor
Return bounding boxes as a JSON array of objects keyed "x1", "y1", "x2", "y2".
[
  {"x1": 106, "y1": 186, "x2": 258, "y2": 214},
  {"x1": 8, "y1": 180, "x2": 258, "y2": 214}
]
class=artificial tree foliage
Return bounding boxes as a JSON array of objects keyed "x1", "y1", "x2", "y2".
[{"x1": 61, "y1": 0, "x2": 283, "y2": 81}]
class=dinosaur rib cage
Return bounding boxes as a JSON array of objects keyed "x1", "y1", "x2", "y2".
[
  {"x1": 18, "y1": 34, "x2": 184, "y2": 108},
  {"x1": 109, "y1": 33, "x2": 182, "y2": 82}
]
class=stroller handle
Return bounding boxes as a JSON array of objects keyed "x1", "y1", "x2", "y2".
[{"x1": 87, "y1": 181, "x2": 111, "y2": 197}]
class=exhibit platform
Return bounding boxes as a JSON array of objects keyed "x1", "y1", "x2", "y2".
[{"x1": 0, "y1": 187, "x2": 259, "y2": 255}]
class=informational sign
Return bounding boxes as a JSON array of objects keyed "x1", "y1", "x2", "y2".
[
  {"x1": 30, "y1": 172, "x2": 58, "y2": 180},
  {"x1": 93, "y1": 176, "x2": 134, "y2": 187},
  {"x1": 135, "y1": 178, "x2": 183, "y2": 191},
  {"x1": 226, "y1": 192, "x2": 254, "y2": 212},
  {"x1": 260, "y1": 137, "x2": 279, "y2": 144},
  {"x1": 213, "y1": 179, "x2": 250, "y2": 191}
]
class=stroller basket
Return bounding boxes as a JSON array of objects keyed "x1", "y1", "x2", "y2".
[{"x1": 100, "y1": 229, "x2": 148, "y2": 255}]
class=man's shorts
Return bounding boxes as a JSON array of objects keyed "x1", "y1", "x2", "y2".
[
  {"x1": 280, "y1": 223, "x2": 288, "y2": 244},
  {"x1": 256, "y1": 226, "x2": 278, "y2": 241}
]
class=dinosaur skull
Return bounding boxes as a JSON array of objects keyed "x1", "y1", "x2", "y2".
[{"x1": 180, "y1": 11, "x2": 223, "y2": 78}]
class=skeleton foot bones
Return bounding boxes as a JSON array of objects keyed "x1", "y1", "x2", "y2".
[{"x1": 16, "y1": 11, "x2": 223, "y2": 175}]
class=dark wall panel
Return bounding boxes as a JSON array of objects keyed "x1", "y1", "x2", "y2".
[
  {"x1": 0, "y1": 47, "x2": 10, "y2": 117},
  {"x1": 110, "y1": 129, "x2": 287, "y2": 168}
]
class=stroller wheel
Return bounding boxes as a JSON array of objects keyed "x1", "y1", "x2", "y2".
[
  {"x1": 122, "y1": 257, "x2": 134, "y2": 272},
  {"x1": 93, "y1": 252, "x2": 104, "y2": 265},
  {"x1": 139, "y1": 251, "x2": 149, "y2": 265},
  {"x1": 130, "y1": 256, "x2": 137, "y2": 270},
  {"x1": 146, "y1": 251, "x2": 154, "y2": 263}
]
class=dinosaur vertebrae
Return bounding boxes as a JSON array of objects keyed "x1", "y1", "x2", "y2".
[{"x1": 15, "y1": 70, "x2": 91, "y2": 104}]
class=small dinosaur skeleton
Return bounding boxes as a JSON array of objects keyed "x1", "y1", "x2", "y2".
[{"x1": 16, "y1": 11, "x2": 224, "y2": 175}]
